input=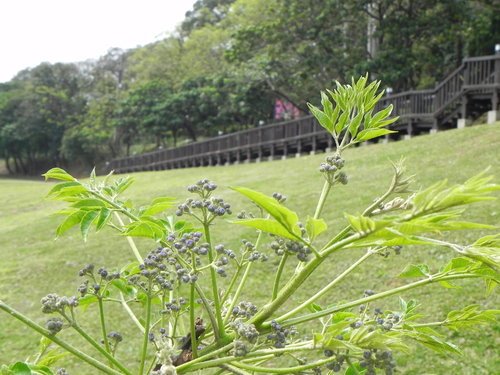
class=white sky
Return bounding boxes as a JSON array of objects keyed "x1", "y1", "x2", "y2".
[{"x1": 0, "y1": 0, "x2": 197, "y2": 83}]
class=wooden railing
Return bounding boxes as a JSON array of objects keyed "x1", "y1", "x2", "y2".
[{"x1": 109, "y1": 54, "x2": 499, "y2": 173}]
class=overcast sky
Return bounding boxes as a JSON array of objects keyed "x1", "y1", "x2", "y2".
[{"x1": 0, "y1": 0, "x2": 197, "y2": 83}]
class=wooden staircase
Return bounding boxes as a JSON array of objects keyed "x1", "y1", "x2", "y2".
[{"x1": 109, "y1": 54, "x2": 500, "y2": 173}]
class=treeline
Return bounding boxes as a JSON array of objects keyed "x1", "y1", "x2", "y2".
[{"x1": 0, "y1": 0, "x2": 498, "y2": 174}]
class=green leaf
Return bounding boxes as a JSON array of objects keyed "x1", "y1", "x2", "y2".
[
  {"x1": 42, "y1": 168, "x2": 75, "y2": 182},
  {"x1": 56, "y1": 210, "x2": 86, "y2": 237},
  {"x1": 444, "y1": 305, "x2": 499, "y2": 331},
  {"x1": 142, "y1": 197, "x2": 176, "y2": 216},
  {"x1": 80, "y1": 210, "x2": 99, "y2": 241},
  {"x1": 348, "y1": 111, "x2": 364, "y2": 138},
  {"x1": 355, "y1": 128, "x2": 396, "y2": 142},
  {"x1": 369, "y1": 104, "x2": 394, "y2": 128},
  {"x1": 308, "y1": 103, "x2": 333, "y2": 133},
  {"x1": 123, "y1": 220, "x2": 165, "y2": 240},
  {"x1": 399, "y1": 264, "x2": 431, "y2": 278},
  {"x1": 72, "y1": 199, "x2": 106, "y2": 209},
  {"x1": 305, "y1": 216, "x2": 327, "y2": 241},
  {"x1": 406, "y1": 329, "x2": 462, "y2": 355},
  {"x1": 232, "y1": 218, "x2": 298, "y2": 241},
  {"x1": 345, "y1": 363, "x2": 367, "y2": 375},
  {"x1": 114, "y1": 177, "x2": 134, "y2": 194},
  {"x1": 95, "y1": 208, "x2": 112, "y2": 231},
  {"x1": 110, "y1": 279, "x2": 136, "y2": 297},
  {"x1": 335, "y1": 110, "x2": 350, "y2": 134},
  {"x1": 231, "y1": 186, "x2": 300, "y2": 236},
  {"x1": 9, "y1": 362, "x2": 31, "y2": 375}
]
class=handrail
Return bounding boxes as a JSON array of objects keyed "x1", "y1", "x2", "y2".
[{"x1": 109, "y1": 54, "x2": 499, "y2": 171}]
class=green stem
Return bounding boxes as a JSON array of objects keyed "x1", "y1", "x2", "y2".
[
  {"x1": 203, "y1": 222, "x2": 226, "y2": 339},
  {"x1": 119, "y1": 292, "x2": 144, "y2": 333},
  {"x1": 272, "y1": 253, "x2": 289, "y2": 300},
  {"x1": 0, "y1": 301, "x2": 122, "y2": 375},
  {"x1": 314, "y1": 180, "x2": 332, "y2": 219},
  {"x1": 65, "y1": 314, "x2": 132, "y2": 375},
  {"x1": 232, "y1": 356, "x2": 336, "y2": 374},
  {"x1": 97, "y1": 297, "x2": 113, "y2": 365},
  {"x1": 275, "y1": 273, "x2": 480, "y2": 328},
  {"x1": 276, "y1": 249, "x2": 374, "y2": 322},
  {"x1": 223, "y1": 261, "x2": 253, "y2": 325},
  {"x1": 192, "y1": 283, "x2": 219, "y2": 340},
  {"x1": 113, "y1": 212, "x2": 143, "y2": 263},
  {"x1": 176, "y1": 343, "x2": 234, "y2": 373},
  {"x1": 139, "y1": 282, "x2": 152, "y2": 375},
  {"x1": 189, "y1": 280, "x2": 198, "y2": 358}
]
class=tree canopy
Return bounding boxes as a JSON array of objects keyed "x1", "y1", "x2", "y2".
[{"x1": 0, "y1": 0, "x2": 498, "y2": 174}]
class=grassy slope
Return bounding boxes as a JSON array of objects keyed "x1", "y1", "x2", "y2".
[{"x1": 0, "y1": 124, "x2": 499, "y2": 374}]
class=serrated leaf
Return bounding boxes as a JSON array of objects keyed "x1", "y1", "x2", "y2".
[
  {"x1": 72, "y1": 199, "x2": 106, "y2": 209},
  {"x1": 369, "y1": 104, "x2": 393, "y2": 128},
  {"x1": 355, "y1": 128, "x2": 396, "y2": 142},
  {"x1": 399, "y1": 264, "x2": 431, "y2": 278},
  {"x1": 142, "y1": 197, "x2": 176, "y2": 216},
  {"x1": 231, "y1": 186, "x2": 300, "y2": 236},
  {"x1": 335, "y1": 110, "x2": 350, "y2": 134},
  {"x1": 305, "y1": 216, "x2": 327, "y2": 241},
  {"x1": 110, "y1": 279, "x2": 136, "y2": 297},
  {"x1": 114, "y1": 177, "x2": 134, "y2": 194},
  {"x1": 96, "y1": 208, "x2": 112, "y2": 231},
  {"x1": 232, "y1": 218, "x2": 298, "y2": 241},
  {"x1": 80, "y1": 210, "x2": 99, "y2": 241},
  {"x1": 123, "y1": 220, "x2": 165, "y2": 240},
  {"x1": 56, "y1": 210, "x2": 85, "y2": 237},
  {"x1": 308, "y1": 103, "x2": 333, "y2": 132},
  {"x1": 348, "y1": 111, "x2": 364, "y2": 138},
  {"x1": 42, "y1": 168, "x2": 75, "y2": 182}
]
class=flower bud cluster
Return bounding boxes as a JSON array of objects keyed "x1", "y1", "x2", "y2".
[
  {"x1": 215, "y1": 244, "x2": 236, "y2": 259},
  {"x1": 323, "y1": 350, "x2": 346, "y2": 372},
  {"x1": 272, "y1": 192, "x2": 287, "y2": 203},
  {"x1": 169, "y1": 232, "x2": 204, "y2": 255},
  {"x1": 231, "y1": 321, "x2": 259, "y2": 344},
  {"x1": 41, "y1": 294, "x2": 78, "y2": 314},
  {"x1": 186, "y1": 179, "x2": 217, "y2": 196},
  {"x1": 270, "y1": 237, "x2": 312, "y2": 261},
  {"x1": 231, "y1": 301, "x2": 258, "y2": 319},
  {"x1": 319, "y1": 154, "x2": 347, "y2": 185},
  {"x1": 176, "y1": 196, "x2": 232, "y2": 218},
  {"x1": 78, "y1": 264, "x2": 95, "y2": 277},
  {"x1": 266, "y1": 320, "x2": 297, "y2": 348},
  {"x1": 45, "y1": 317, "x2": 64, "y2": 334},
  {"x1": 163, "y1": 297, "x2": 187, "y2": 314},
  {"x1": 360, "y1": 349, "x2": 396, "y2": 375},
  {"x1": 107, "y1": 331, "x2": 123, "y2": 343},
  {"x1": 97, "y1": 267, "x2": 120, "y2": 281}
]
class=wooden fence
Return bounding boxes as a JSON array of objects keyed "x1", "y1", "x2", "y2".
[{"x1": 109, "y1": 54, "x2": 500, "y2": 173}]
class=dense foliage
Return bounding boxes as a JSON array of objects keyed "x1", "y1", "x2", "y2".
[{"x1": 0, "y1": 0, "x2": 498, "y2": 174}]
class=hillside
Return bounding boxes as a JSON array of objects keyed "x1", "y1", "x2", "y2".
[{"x1": 1, "y1": 123, "x2": 499, "y2": 374}]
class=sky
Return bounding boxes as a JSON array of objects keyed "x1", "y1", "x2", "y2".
[{"x1": 0, "y1": 0, "x2": 197, "y2": 83}]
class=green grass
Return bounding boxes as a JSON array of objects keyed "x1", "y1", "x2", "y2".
[{"x1": 1, "y1": 123, "x2": 499, "y2": 374}]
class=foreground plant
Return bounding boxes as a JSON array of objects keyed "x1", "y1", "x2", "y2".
[{"x1": 1, "y1": 76, "x2": 499, "y2": 375}]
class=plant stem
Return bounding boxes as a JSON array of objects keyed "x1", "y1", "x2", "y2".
[
  {"x1": 203, "y1": 222, "x2": 226, "y2": 339},
  {"x1": 272, "y1": 253, "x2": 289, "y2": 300},
  {"x1": 0, "y1": 301, "x2": 122, "y2": 375},
  {"x1": 65, "y1": 314, "x2": 132, "y2": 375},
  {"x1": 97, "y1": 297, "x2": 113, "y2": 365},
  {"x1": 276, "y1": 249, "x2": 374, "y2": 322},
  {"x1": 176, "y1": 342, "x2": 234, "y2": 373},
  {"x1": 189, "y1": 275, "x2": 198, "y2": 358},
  {"x1": 275, "y1": 273, "x2": 480, "y2": 328},
  {"x1": 119, "y1": 292, "x2": 145, "y2": 333},
  {"x1": 314, "y1": 180, "x2": 332, "y2": 219},
  {"x1": 223, "y1": 261, "x2": 252, "y2": 325},
  {"x1": 232, "y1": 356, "x2": 336, "y2": 374},
  {"x1": 113, "y1": 212, "x2": 143, "y2": 263},
  {"x1": 138, "y1": 281, "x2": 152, "y2": 375}
]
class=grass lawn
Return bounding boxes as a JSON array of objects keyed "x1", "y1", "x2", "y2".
[{"x1": 0, "y1": 123, "x2": 499, "y2": 374}]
